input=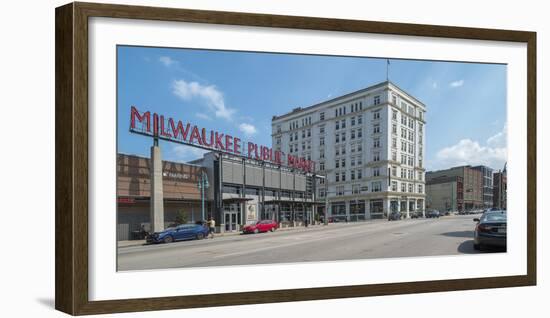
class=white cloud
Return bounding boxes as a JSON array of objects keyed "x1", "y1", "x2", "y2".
[
  {"x1": 433, "y1": 126, "x2": 507, "y2": 170},
  {"x1": 159, "y1": 56, "x2": 177, "y2": 67},
  {"x1": 449, "y1": 79, "x2": 464, "y2": 88},
  {"x1": 172, "y1": 79, "x2": 235, "y2": 121},
  {"x1": 170, "y1": 145, "x2": 208, "y2": 162},
  {"x1": 486, "y1": 125, "x2": 507, "y2": 148},
  {"x1": 432, "y1": 81, "x2": 438, "y2": 89},
  {"x1": 196, "y1": 113, "x2": 212, "y2": 120},
  {"x1": 239, "y1": 123, "x2": 257, "y2": 136}
]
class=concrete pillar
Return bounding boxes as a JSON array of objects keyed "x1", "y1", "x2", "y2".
[
  {"x1": 345, "y1": 201, "x2": 350, "y2": 222},
  {"x1": 364, "y1": 200, "x2": 371, "y2": 220},
  {"x1": 150, "y1": 144, "x2": 164, "y2": 233},
  {"x1": 405, "y1": 197, "x2": 410, "y2": 219}
]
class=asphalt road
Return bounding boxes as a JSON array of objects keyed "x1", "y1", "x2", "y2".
[{"x1": 118, "y1": 214, "x2": 500, "y2": 271}]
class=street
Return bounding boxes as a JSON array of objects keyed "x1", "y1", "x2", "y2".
[{"x1": 118, "y1": 214, "x2": 499, "y2": 271}]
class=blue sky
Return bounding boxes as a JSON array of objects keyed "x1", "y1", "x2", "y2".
[{"x1": 117, "y1": 46, "x2": 507, "y2": 171}]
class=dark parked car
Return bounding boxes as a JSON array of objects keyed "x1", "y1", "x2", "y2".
[
  {"x1": 242, "y1": 220, "x2": 278, "y2": 234},
  {"x1": 146, "y1": 223, "x2": 209, "y2": 244},
  {"x1": 388, "y1": 212, "x2": 401, "y2": 221},
  {"x1": 473, "y1": 211, "x2": 507, "y2": 250},
  {"x1": 426, "y1": 209, "x2": 440, "y2": 218}
]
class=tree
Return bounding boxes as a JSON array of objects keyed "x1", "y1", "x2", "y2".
[{"x1": 174, "y1": 210, "x2": 187, "y2": 225}]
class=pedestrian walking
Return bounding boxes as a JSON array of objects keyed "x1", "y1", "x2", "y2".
[{"x1": 207, "y1": 216, "x2": 216, "y2": 239}]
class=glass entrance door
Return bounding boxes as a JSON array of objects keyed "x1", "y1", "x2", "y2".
[{"x1": 224, "y1": 203, "x2": 241, "y2": 232}]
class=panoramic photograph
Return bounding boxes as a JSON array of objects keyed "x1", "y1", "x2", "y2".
[{"x1": 116, "y1": 45, "x2": 507, "y2": 271}]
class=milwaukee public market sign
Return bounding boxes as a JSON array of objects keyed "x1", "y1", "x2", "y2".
[{"x1": 129, "y1": 106, "x2": 316, "y2": 173}]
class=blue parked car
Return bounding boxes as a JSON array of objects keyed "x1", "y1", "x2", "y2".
[{"x1": 146, "y1": 223, "x2": 209, "y2": 244}]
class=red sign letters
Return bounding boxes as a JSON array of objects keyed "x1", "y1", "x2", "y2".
[{"x1": 130, "y1": 106, "x2": 315, "y2": 173}]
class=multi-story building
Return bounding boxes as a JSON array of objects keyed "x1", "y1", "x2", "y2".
[
  {"x1": 272, "y1": 81, "x2": 427, "y2": 221},
  {"x1": 493, "y1": 169, "x2": 507, "y2": 210},
  {"x1": 426, "y1": 176, "x2": 464, "y2": 212},
  {"x1": 472, "y1": 165, "x2": 494, "y2": 209},
  {"x1": 426, "y1": 165, "x2": 483, "y2": 211}
]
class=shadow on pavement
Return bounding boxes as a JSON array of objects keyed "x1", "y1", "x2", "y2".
[
  {"x1": 458, "y1": 239, "x2": 507, "y2": 254},
  {"x1": 457, "y1": 240, "x2": 479, "y2": 254},
  {"x1": 441, "y1": 230, "x2": 474, "y2": 238}
]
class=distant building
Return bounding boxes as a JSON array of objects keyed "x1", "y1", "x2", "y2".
[
  {"x1": 472, "y1": 165, "x2": 494, "y2": 209},
  {"x1": 426, "y1": 176, "x2": 463, "y2": 212},
  {"x1": 493, "y1": 170, "x2": 507, "y2": 210},
  {"x1": 426, "y1": 166, "x2": 483, "y2": 212}
]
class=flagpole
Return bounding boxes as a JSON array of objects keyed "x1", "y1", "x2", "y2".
[{"x1": 386, "y1": 59, "x2": 390, "y2": 82}]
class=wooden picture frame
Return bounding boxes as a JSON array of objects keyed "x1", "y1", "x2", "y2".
[{"x1": 55, "y1": 1, "x2": 536, "y2": 315}]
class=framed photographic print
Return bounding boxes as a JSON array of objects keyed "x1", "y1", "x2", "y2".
[{"x1": 55, "y1": 2, "x2": 536, "y2": 315}]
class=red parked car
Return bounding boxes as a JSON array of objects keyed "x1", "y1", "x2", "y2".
[{"x1": 242, "y1": 220, "x2": 278, "y2": 234}]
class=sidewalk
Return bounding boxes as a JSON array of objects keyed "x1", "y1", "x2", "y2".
[{"x1": 117, "y1": 222, "x2": 332, "y2": 248}]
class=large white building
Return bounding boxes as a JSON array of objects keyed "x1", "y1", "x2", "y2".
[{"x1": 272, "y1": 81, "x2": 426, "y2": 221}]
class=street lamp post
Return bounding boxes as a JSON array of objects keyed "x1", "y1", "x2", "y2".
[{"x1": 197, "y1": 170, "x2": 209, "y2": 222}]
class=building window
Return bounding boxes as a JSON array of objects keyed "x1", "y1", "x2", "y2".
[
  {"x1": 373, "y1": 124, "x2": 380, "y2": 134},
  {"x1": 319, "y1": 162, "x2": 325, "y2": 171},
  {"x1": 276, "y1": 137, "x2": 281, "y2": 145},
  {"x1": 295, "y1": 132, "x2": 298, "y2": 140},
  {"x1": 335, "y1": 121, "x2": 340, "y2": 130},
  {"x1": 335, "y1": 147, "x2": 340, "y2": 156},
  {"x1": 373, "y1": 152, "x2": 380, "y2": 162},
  {"x1": 357, "y1": 169, "x2": 362, "y2": 179},
  {"x1": 320, "y1": 112, "x2": 325, "y2": 121},
  {"x1": 372, "y1": 181, "x2": 382, "y2": 192},
  {"x1": 335, "y1": 172, "x2": 340, "y2": 182},
  {"x1": 373, "y1": 167, "x2": 380, "y2": 177},
  {"x1": 351, "y1": 116, "x2": 356, "y2": 126},
  {"x1": 302, "y1": 142, "x2": 306, "y2": 151},
  {"x1": 357, "y1": 128, "x2": 362, "y2": 138},
  {"x1": 320, "y1": 137, "x2": 325, "y2": 146},
  {"x1": 341, "y1": 172, "x2": 346, "y2": 182},
  {"x1": 320, "y1": 150, "x2": 325, "y2": 159},
  {"x1": 417, "y1": 171, "x2": 422, "y2": 181},
  {"x1": 352, "y1": 184, "x2": 360, "y2": 194},
  {"x1": 307, "y1": 129, "x2": 311, "y2": 137},
  {"x1": 374, "y1": 95, "x2": 381, "y2": 105},
  {"x1": 341, "y1": 119, "x2": 346, "y2": 129},
  {"x1": 320, "y1": 126, "x2": 325, "y2": 134},
  {"x1": 392, "y1": 166, "x2": 397, "y2": 177},
  {"x1": 392, "y1": 151, "x2": 397, "y2": 161},
  {"x1": 357, "y1": 144, "x2": 362, "y2": 152},
  {"x1": 408, "y1": 184, "x2": 413, "y2": 193},
  {"x1": 392, "y1": 137, "x2": 397, "y2": 148},
  {"x1": 290, "y1": 134, "x2": 293, "y2": 142},
  {"x1": 401, "y1": 183, "x2": 406, "y2": 192},
  {"x1": 418, "y1": 185, "x2": 423, "y2": 193},
  {"x1": 373, "y1": 110, "x2": 380, "y2": 119},
  {"x1": 392, "y1": 94, "x2": 397, "y2": 105},
  {"x1": 335, "y1": 160, "x2": 340, "y2": 168},
  {"x1": 342, "y1": 132, "x2": 346, "y2": 142},
  {"x1": 351, "y1": 130, "x2": 356, "y2": 140},
  {"x1": 351, "y1": 157, "x2": 356, "y2": 166},
  {"x1": 341, "y1": 158, "x2": 346, "y2": 168},
  {"x1": 358, "y1": 115, "x2": 362, "y2": 124},
  {"x1": 391, "y1": 181, "x2": 398, "y2": 192},
  {"x1": 392, "y1": 124, "x2": 397, "y2": 134},
  {"x1": 351, "y1": 170, "x2": 355, "y2": 180},
  {"x1": 336, "y1": 186, "x2": 345, "y2": 196},
  {"x1": 373, "y1": 138, "x2": 381, "y2": 148},
  {"x1": 357, "y1": 156, "x2": 363, "y2": 166},
  {"x1": 302, "y1": 130, "x2": 306, "y2": 138}
]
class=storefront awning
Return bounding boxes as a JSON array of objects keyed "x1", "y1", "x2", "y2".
[
  {"x1": 222, "y1": 197, "x2": 253, "y2": 203},
  {"x1": 263, "y1": 199, "x2": 317, "y2": 205}
]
